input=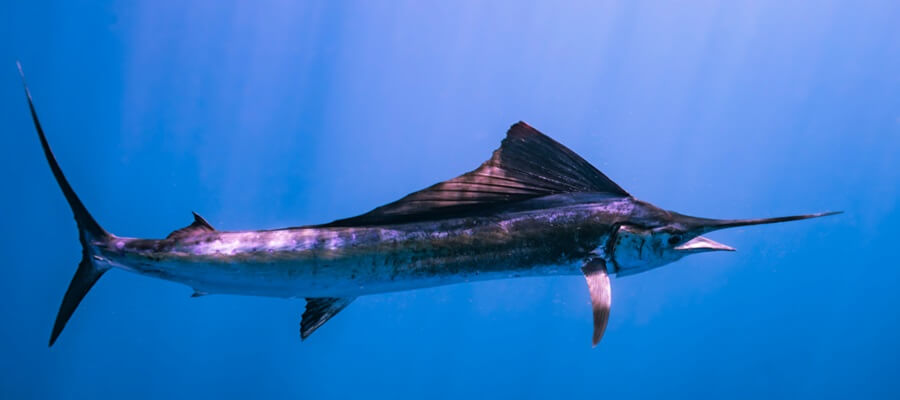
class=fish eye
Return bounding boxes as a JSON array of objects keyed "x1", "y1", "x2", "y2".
[{"x1": 668, "y1": 235, "x2": 682, "y2": 245}]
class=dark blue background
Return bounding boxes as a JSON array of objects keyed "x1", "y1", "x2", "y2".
[{"x1": 2, "y1": 1, "x2": 898, "y2": 398}]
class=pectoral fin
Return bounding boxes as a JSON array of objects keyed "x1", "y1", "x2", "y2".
[
  {"x1": 582, "y1": 258, "x2": 612, "y2": 347},
  {"x1": 300, "y1": 297, "x2": 355, "y2": 340}
]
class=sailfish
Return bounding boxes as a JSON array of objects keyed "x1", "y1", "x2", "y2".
[{"x1": 18, "y1": 64, "x2": 838, "y2": 347}]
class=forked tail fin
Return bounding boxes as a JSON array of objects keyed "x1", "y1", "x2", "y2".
[{"x1": 17, "y1": 62, "x2": 112, "y2": 347}]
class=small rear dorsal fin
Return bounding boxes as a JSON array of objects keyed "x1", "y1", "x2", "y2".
[
  {"x1": 167, "y1": 212, "x2": 215, "y2": 239},
  {"x1": 324, "y1": 122, "x2": 629, "y2": 227}
]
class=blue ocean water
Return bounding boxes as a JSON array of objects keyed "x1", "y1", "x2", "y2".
[{"x1": 2, "y1": 1, "x2": 899, "y2": 398}]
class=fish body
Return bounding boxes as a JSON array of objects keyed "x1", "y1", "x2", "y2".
[
  {"x1": 17, "y1": 63, "x2": 838, "y2": 347},
  {"x1": 102, "y1": 194, "x2": 639, "y2": 299}
]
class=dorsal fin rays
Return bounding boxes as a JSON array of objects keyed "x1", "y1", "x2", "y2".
[
  {"x1": 324, "y1": 122, "x2": 628, "y2": 227},
  {"x1": 167, "y1": 212, "x2": 215, "y2": 239}
]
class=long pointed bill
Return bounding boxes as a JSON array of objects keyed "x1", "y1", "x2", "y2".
[
  {"x1": 673, "y1": 211, "x2": 841, "y2": 253},
  {"x1": 675, "y1": 236, "x2": 735, "y2": 252},
  {"x1": 682, "y1": 211, "x2": 842, "y2": 235},
  {"x1": 702, "y1": 211, "x2": 841, "y2": 231}
]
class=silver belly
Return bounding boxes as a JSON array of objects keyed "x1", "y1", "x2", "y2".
[{"x1": 117, "y1": 255, "x2": 582, "y2": 298}]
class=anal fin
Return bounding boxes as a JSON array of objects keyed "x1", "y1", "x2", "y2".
[{"x1": 301, "y1": 297, "x2": 355, "y2": 340}]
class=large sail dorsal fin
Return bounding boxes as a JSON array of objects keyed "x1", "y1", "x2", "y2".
[{"x1": 324, "y1": 122, "x2": 629, "y2": 227}]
